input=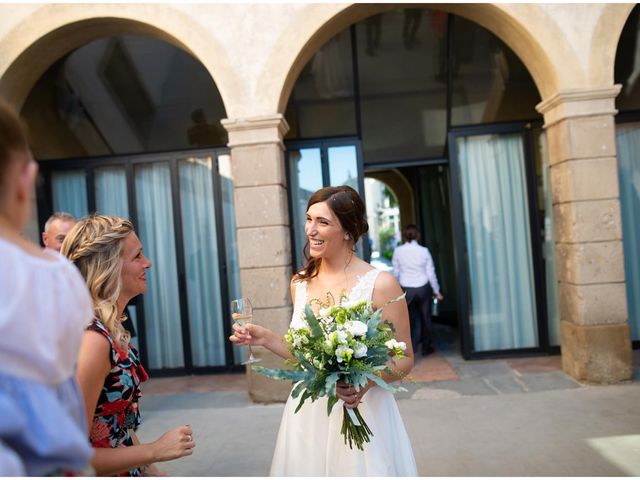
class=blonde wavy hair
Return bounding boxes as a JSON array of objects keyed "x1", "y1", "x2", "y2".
[{"x1": 61, "y1": 213, "x2": 134, "y2": 347}]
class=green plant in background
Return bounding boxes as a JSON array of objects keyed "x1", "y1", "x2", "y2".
[{"x1": 378, "y1": 225, "x2": 396, "y2": 261}]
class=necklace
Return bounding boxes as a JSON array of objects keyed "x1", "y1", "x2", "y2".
[{"x1": 309, "y1": 250, "x2": 355, "y2": 309}]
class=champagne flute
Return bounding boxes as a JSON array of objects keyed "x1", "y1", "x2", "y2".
[{"x1": 231, "y1": 297, "x2": 261, "y2": 364}]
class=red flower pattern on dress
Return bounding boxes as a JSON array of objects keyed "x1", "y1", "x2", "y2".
[
  {"x1": 90, "y1": 419, "x2": 111, "y2": 443},
  {"x1": 87, "y1": 319, "x2": 148, "y2": 477}
]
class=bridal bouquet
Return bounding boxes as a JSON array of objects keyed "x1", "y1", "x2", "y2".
[{"x1": 253, "y1": 298, "x2": 407, "y2": 451}]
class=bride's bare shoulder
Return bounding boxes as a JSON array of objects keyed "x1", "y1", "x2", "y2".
[{"x1": 373, "y1": 270, "x2": 403, "y2": 297}]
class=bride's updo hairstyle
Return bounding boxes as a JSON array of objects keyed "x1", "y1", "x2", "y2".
[{"x1": 295, "y1": 185, "x2": 368, "y2": 282}]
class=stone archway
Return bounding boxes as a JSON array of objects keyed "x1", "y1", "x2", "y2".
[
  {"x1": 0, "y1": 5, "x2": 238, "y2": 114},
  {"x1": 366, "y1": 170, "x2": 415, "y2": 231},
  {"x1": 264, "y1": 3, "x2": 574, "y2": 116},
  {"x1": 589, "y1": 3, "x2": 636, "y2": 86}
]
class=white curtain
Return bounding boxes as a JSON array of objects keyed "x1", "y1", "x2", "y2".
[
  {"x1": 615, "y1": 124, "x2": 640, "y2": 341},
  {"x1": 457, "y1": 133, "x2": 538, "y2": 351},
  {"x1": 51, "y1": 170, "x2": 88, "y2": 219},
  {"x1": 178, "y1": 157, "x2": 226, "y2": 366},
  {"x1": 135, "y1": 163, "x2": 184, "y2": 369},
  {"x1": 95, "y1": 166, "x2": 129, "y2": 219}
]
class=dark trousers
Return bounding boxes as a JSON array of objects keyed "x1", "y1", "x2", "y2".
[{"x1": 403, "y1": 283, "x2": 434, "y2": 353}]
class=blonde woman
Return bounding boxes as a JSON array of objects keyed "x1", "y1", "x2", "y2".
[{"x1": 62, "y1": 214, "x2": 195, "y2": 476}]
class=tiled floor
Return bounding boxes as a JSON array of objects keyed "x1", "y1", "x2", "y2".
[
  {"x1": 144, "y1": 372, "x2": 247, "y2": 395},
  {"x1": 143, "y1": 351, "x2": 569, "y2": 396}
]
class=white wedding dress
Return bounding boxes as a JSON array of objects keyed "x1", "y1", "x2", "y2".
[{"x1": 270, "y1": 268, "x2": 418, "y2": 476}]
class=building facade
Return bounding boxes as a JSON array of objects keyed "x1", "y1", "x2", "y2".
[{"x1": 1, "y1": 3, "x2": 638, "y2": 400}]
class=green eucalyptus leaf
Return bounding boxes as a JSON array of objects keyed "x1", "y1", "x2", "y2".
[
  {"x1": 304, "y1": 304, "x2": 324, "y2": 339},
  {"x1": 327, "y1": 395, "x2": 340, "y2": 416}
]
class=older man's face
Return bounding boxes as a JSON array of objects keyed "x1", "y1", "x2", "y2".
[{"x1": 42, "y1": 219, "x2": 76, "y2": 252}]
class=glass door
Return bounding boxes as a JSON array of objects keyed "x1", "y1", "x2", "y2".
[
  {"x1": 38, "y1": 148, "x2": 238, "y2": 374},
  {"x1": 449, "y1": 125, "x2": 547, "y2": 357}
]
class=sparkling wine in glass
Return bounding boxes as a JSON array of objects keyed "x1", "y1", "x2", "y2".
[{"x1": 231, "y1": 297, "x2": 261, "y2": 365}]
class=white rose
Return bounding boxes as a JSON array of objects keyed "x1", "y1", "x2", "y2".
[
  {"x1": 336, "y1": 329, "x2": 348, "y2": 344},
  {"x1": 335, "y1": 344, "x2": 354, "y2": 363},
  {"x1": 385, "y1": 339, "x2": 407, "y2": 351},
  {"x1": 353, "y1": 342, "x2": 368, "y2": 358},
  {"x1": 345, "y1": 320, "x2": 368, "y2": 337}
]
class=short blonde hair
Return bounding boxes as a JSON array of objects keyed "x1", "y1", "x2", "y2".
[{"x1": 61, "y1": 214, "x2": 134, "y2": 347}]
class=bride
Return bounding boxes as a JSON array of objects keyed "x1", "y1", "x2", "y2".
[{"x1": 230, "y1": 185, "x2": 417, "y2": 476}]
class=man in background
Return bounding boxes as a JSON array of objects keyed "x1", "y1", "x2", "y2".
[
  {"x1": 392, "y1": 224, "x2": 444, "y2": 356},
  {"x1": 42, "y1": 212, "x2": 76, "y2": 252}
]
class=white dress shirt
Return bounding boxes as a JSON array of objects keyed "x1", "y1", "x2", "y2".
[{"x1": 392, "y1": 240, "x2": 440, "y2": 292}]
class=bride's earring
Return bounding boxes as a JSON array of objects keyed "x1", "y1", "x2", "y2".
[{"x1": 344, "y1": 234, "x2": 350, "y2": 240}]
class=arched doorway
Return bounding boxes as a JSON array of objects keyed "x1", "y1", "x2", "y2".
[
  {"x1": 20, "y1": 32, "x2": 242, "y2": 375},
  {"x1": 283, "y1": 7, "x2": 560, "y2": 359},
  {"x1": 614, "y1": 5, "x2": 640, "y2": 346}
]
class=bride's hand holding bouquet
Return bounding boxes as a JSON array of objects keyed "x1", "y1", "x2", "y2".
[{"x1": 253, "y1": 296, "x2": 408, "y2": 451}]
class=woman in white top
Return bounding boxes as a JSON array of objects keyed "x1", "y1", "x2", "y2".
[
  {"x1": 230, "y1": 186, "x2": 417, "y2": 476},
  {"x1": 0, "y1": 99, "x2": 94, "y2": 475},
  {"x1": 392, "y1": 224, "x2": 444, "y2": 355}
]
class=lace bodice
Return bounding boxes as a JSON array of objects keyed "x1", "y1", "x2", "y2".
[{"x1": 290, "y1": 268, "x2": 382, "y2": 329}]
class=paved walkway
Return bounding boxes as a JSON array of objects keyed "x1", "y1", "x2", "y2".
[{"x1": 137, "y1": 342, "x2": 640, "y2": 476}]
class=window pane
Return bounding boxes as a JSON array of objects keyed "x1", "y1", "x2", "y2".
[
  {"x1": 179, "y1": 156, "x2": 226, "y2": 366},
  {"x1": 356, "y1": 10, "x2": 448, "y2": 163},
  {"x1": 95, "y1": 166, "x2": 129, "y2": 219},
  {"x1": 134, "y1": 162, "x2": 184, "y2": 369},
  {"x1": 51, "y1": 170, "x2": 88, "y2": 218},
  {"x1": 22, "y1": 35, "x2": 227, "y2": 160},
  {"x1": 289, "y1": 148, "x2": 323, "y2": 268},
  {"x1": 456, "y1": 133, "x2": 539, "y2": 351},
  {"x1": 285, "y1": 28, "x2": 357, "y2": 139},
  {"x1": 328, "y1": 145, "x2": 359, "y2": 189},
  {"x1": 451, "y1": 17, "x2": 540, "y2": 126}
]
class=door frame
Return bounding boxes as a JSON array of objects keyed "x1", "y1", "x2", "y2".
[
  {"x1": 448, "y1": 122, "x2": 550, "y2": 359},
  {"x1": 37, "y1": 147, "x2": 242, "y2": 376}
]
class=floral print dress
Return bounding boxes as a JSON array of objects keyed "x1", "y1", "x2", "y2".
[{"x1": 87, "y1": 319, "x2": 149, "y2": 477}]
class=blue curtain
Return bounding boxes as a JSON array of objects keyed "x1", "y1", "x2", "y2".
[
  {"x1": 134, "y1": 163, "x2": 184, "y2": 369},
  {"x1": 457, "y1": 133, "x2": 538, "y2": 351},
  {"x1": 615, "y1": 124, "x2": 640, "y2": 341},
  {"x1": 95, "y1": 166, "x2": 129, "y2": 219},
  {"x1": 178, "y1": 157, "x2": 226, "y2": 367},
  {"x1": 51, "y1": 170, "x2": 88, "y2": 219}
]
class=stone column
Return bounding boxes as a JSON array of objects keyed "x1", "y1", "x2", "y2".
[
  {"x1": 537, "y1": 87, "x2": 632, "y2": 384},
  {"x1": 221, "y1": 114, "x2": 293, "y2": 402}
]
